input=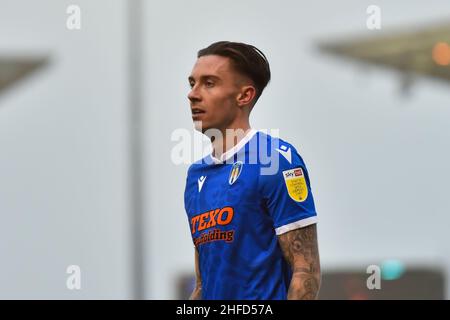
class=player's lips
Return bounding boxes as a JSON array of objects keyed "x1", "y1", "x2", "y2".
[{"x1": 191, "y1": 108, "x2": 206, "y2": 119}]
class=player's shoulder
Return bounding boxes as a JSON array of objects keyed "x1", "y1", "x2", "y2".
[
  {"x1": 256, "y1": 130, "x2": 298, "y2": 150},
  {"x1": 256, "y1": 130, "x2": 303, "y2": 163},
  {"x1": 254, "y1": 131, "x2": 311, "y2": 186}
]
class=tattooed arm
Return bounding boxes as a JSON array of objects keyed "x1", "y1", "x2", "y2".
[
  {"x1": 277, "y1": 224, "x2": 321, "y2": 300},
  {"x1": 189, "y1": 248, "x2": 202, "y2": 300}
]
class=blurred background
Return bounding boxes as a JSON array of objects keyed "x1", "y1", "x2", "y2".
[{"x1": 0, "y1": 0, "x2": 449, "y2": 299}]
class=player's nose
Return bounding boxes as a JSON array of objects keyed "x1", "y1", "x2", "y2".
[{"x1": 188, "y1": 86, "x2": 201, "y2": 103}]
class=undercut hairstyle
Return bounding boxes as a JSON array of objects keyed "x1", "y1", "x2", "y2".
[{"x1": 198, "y1": 41, "x2": 271, "y2": 105}]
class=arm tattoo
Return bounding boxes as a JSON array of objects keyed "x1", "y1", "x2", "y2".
[{"x1": 278, "y1": 224, "x2": 321, "y2": 300}]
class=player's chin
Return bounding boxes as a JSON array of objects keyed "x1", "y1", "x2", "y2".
[
  {"x1": 193, "y1": 119, "x2": 216, "y2": 134},
  {"x1": 193, "y1": 120, "x2": 207, "y2": 133}
]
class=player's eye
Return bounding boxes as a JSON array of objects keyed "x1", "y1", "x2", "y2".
[
  {"x1": 189, "y1": 81, "x2": 195, "y2": 88},
  {"x1": 205, "y1": 81, "x2": 214, "y2": 88}
]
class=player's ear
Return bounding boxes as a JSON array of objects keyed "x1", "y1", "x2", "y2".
[{"x1": 236, "y1": 85, "x2": 256, "y2": 107}]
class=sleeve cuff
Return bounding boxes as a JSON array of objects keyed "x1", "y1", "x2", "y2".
[{"x1": 275, "y1": 216, "x2": 318, "y2": 235}]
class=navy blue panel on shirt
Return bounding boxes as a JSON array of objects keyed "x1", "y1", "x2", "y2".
[{"x1": 184, "y1": 130, "x2": 317, "y2": 300}]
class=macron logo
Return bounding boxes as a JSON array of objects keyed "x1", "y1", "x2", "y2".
[
  {"x1": 276, "y1": 145, "x2": 292, "y2": 164},
  {"x1": 198, "y1": 176, "x2": 207, "y2": 192}
]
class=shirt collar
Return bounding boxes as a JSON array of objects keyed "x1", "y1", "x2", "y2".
[{"x1": 210, "y1": 129, "x2": 257, "y2": 164}]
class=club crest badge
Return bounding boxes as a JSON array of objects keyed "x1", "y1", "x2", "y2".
[{"x1": 228, "y1": 161, "x2": 243, "y2": 185}]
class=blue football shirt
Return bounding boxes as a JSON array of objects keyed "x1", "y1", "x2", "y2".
[{"x1": 184, "y1": 129, "x2": 317, "y2": 299}]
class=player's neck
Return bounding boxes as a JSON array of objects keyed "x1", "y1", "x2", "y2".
[{"x1": 210, "y1": 123, "x2": 251, "y2": 160}]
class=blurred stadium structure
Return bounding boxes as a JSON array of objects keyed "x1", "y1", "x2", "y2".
[
  {"x1": 177, "y1": 266, "x2": 445, "y2": 299},
  {"x1": 0, "y1": 57, "x2": 48, "y2": 91},
  {"x1": 318, "y1": 21, "x2": 450, "y2": 94}
]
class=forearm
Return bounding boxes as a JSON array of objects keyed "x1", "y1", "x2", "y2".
[
  {"x1": 189, "y1": 285, "x2": 202, "y2": 300},
  {"x1": 189, "y1": 248, "x2": 202, "y2": 300},
  {"x1": 287, "y1": 270, "x2": 321, "y2": 300},
  {"x1": 277, "y1": 224, "x2": 321, "y2": 300}
]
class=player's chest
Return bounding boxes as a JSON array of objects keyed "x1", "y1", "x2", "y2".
[{"x1": 187, "y1": 163, "x2": 260, "y2": 212}]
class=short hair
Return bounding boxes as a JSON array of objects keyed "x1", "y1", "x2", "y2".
[{"x1": 197, "y1": 41, "x2": 271, "y2": 104}]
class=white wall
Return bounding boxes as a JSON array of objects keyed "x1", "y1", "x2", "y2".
[
  {"x1": 0, "y1": 0, "x2": 130, "y2": 298},
  {"x1": 143, "y1": 0, "x2": 450, "y2": 299}
]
